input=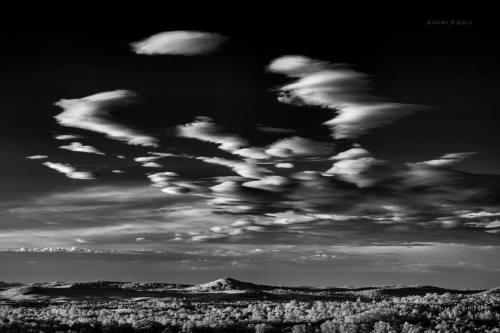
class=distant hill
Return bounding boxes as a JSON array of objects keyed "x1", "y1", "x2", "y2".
[
  {"x1": 475, "y1": 287, "x2": 500, "y2": 296},
  {"x1": 185, "y1": 277, "x2": 261, "y2": 292},
  {"x1": 0, "y1": 281, "x2": 24, "y2": 290},
  {"x1": 0, "y1": 277, "x2": 491, "y2": 302}
]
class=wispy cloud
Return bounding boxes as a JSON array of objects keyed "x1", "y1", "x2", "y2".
[
  {"x1": 54, "y1": 134, "x2": 84, "y2": 140},
  {"x1": 196, "y1": 157, "x2": 270, "y2": 179},
  {"x1": 141, "y1": 162, "x2": 163, "y2": 168},
  {"x1": 324, "y1": 147, "x2": 387, "y2": 187},
  {"x1": 177, "y1": 117, "x2": 248, "y2": 152},
  {"x1": 26, "y1": 155, "x2": 48, "y2": 160},
  {"x1": 54, "y1": 90, "x2": 158, "y2": 147},
  {"x1": 131, "y1": 31, "x2": 226, "y2": 55},
  {"x1": 147, "y1": 171, "x2": 179, "y2": 187},
  {"x1": 242, "y1": 175, "x2": 290, "y2": 192},
  {"x1": 268, "y1": 55, "x2": 421, "y2": 139},
  {"x1": 42, "y1": 162, "x2": 96, "y2": 180},
  {"x1": 255, "y1": 126, "x2": 297, "y2": 134},
  {"x1": 59, "y1": 142, "x2": 105, "y2": 155},
  {"x1": 417, "y1": 152, "x2": 476, "y2": 167},
  {"x1": 179, "y1": 117, "x2": 334, "y2": 161},
  {"x1": 265, "y1": 136, "x2": 334, "y2": 158}
]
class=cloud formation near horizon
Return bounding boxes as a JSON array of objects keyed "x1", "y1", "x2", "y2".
[
  {"x1": 268, "y1": 55, "x2": 421, "y2": 139},
  {"x1": 8, "y1": 34, "x2": 499, "y2": 259},
  {"x1": 131, "y1": 31, "x2": 226, "y2": 55},
  {"x1": 54, "y1": 90, "x2": 158, "y2": 147}
]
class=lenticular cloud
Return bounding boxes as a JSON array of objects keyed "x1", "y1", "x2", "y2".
[
  {"x1": 131, "y1": 31, "x2": 226, "y2": 56},
  {"x1": 54, "y1": 90, "x2": 158, "y2": 147},
  {"x1": 42, "y1": 162, "x2": 96, "y2": 180},
  {"x1": 268, "y1": 55, "x2": 420, "y2": 139}
]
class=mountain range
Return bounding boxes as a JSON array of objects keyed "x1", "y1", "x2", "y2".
[{"x1": 0, "y1": 277, "x2": 494, "y2": 302}]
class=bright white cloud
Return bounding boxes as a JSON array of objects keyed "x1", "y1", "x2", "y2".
[
  {"x1": 161, "y1": 187, "x2": 192, "y2": 195},
  {"x1": 54, "y1": 90, "x2": 158, "y2": 147},
  {"x1": 232, "y1": 147, "x2": 270, "y2": 160},
  {"x1": 460, "y1": 211, "x2": 500, "y2": 219},
  {"x1": 148, "y1": 171, "x2": 179, "y2": 187},
  {"x1": 197, "y1": 157, "x2": 270, "y2": 179},
  {"x1": 268, "y1": 55, "x2": 419, "y2": 139},
  {"x1": 59, "y1": 142, "x2": 105, "y2": 155},
  {"x1": 131, "y1": 31, "x2": 226, "y2": 55},
  {"x1": 74, "y1": 238, "x2": 92, "y2": 244},
  {"x1": 55, "y1": 134, "x2": 83, "y2": 140},
  {"x1": 275, "y1": 162, "x2": 294, "y2": 168},
  {"x1": 418, "y1": 152, "x2": 476, "y2": 167},
  {"x1": 267, "y1": 55, "x2": 329, "y2": 77},
  {"x1": 177, "y1": 117, "x2": 248, "y2": 152},
  {"x1": 267, "y1": 210, "x2": 317, "y2": 225},
  {"x1": 142, "y1": 162, "x2": 162, "y2": 168},
  {"x1": 265, "y1": 136, "x2": 334, "y2": 158},
  {"x1": 485, "y1": 221, "x2": 500, "y2": 229},
  {"x1": 134, "y1": 156, "x2": 160, "y2": 163},
  {"x1": 210, "y1": 181, "x2": 240, "y2": 193},
  {"x1": 330, "y1": 147, "x2": 370, "y2": 160},
  {"x1": 324, "y1": 157, "x2": 385, "y2": 187},
  {"x1": 26, "y1": 155, "x2": 48, "y2": 160},
  {"x1": 242, "y1": 175, "x2": 290, "y2": 192},
  {"x1": 42, "y1": 162, "x2": 96, "y2": 180}
]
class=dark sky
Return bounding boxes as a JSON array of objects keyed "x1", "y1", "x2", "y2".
[{"x1": 0, "y1": 11, "x2": 499, "y2": 288}]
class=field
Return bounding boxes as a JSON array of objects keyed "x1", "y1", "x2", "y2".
[{"x1": 0, "y1": 279, "x2": 499, "y2": 332}]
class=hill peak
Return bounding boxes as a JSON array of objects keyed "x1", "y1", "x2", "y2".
[{"x1": 187, "y1": 277, "x2": 258, "y2": 292}]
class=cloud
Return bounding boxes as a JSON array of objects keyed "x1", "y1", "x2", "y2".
[
  {"x1": 267, "y1": 55, "x2": 332, "y2": 76},
  {"x1": 268, "y1": 55, "x2": 420, "y2": 139},
  {"x1": 232, "y1": 147, "x2": 271, "y2": 160},
  {"x1": 209, "y1": 181, "x2": 241, "y2": 194},
  {"x1": 141, "y1": 162, "x2": 162, "y2": 168},
  {"x1": 255, "y1": 126, "x2": 297, "y2": 134},
  {"x1": 417, "y1": 152, "x2": 476, "y2": 167},
  {"x1": 59, "y1": 142, "x2": 105, "y2": 155},
  {"x1": 485, "y1": 221, "x2": 500, "y2": 229},
  {"x1": 324, "y1": 154, "x2": 387, "y2": 187},
  {"x1": 161, "y1": 187, "x2": 193, "y2": 195},
  {"x1": 147, "y1": 171, "x2": 179, "y2": 187},
  {"x1": 330, "y1": 147, "x2": 371, "y2": 160},
  {"x1": 42, "y1": 162, "x2": 96, "y2": 180},
  {"x1": 275, "y1": 162, "x2": 294, "y2": 168},
  {"x1": 131, "y1": 31, "x2": 226, "y2": 55},
  {"x1": 460, "y1": 211, "x2": 500, "y2": 219},
  {"x1": 54, "y1": 134, "x2": 83, "y2": 140},
  {"x1": 401, "y1": 153, "x2": 477, "y2": 188},
  {"x1": 265, "y1": 136, "x2": 334, "y2": 158},
  {"x1": 197, "y1": 157, "x2": 270, "y2": 179},
  {"x1": 177, "y1": 117, "x2": 248, "y2": 152},
  {"x1": 179, "y1": 118, "x2": 332, "y2": 161},
  {"x1": 266, "y1": 211, "x2": 318, "y2": 225},
  {"x1": 242, "y1": 175, "x2": 290, "y2": 192},
  {"x1": 323, "y1": 103, "x2": 415, "y2": 139},
  {"x1": 26, "y1": 155, "x2": 48, "y2": 160},
  {"x1": 54, "y1": 90, "x2": 158, "y2": 147},
  {"x1": 74, "y1": 238, "x2": 92, "y2": 244},
  {"x1": 134, "y1": 156, "x2": 161, "y2": 163}
]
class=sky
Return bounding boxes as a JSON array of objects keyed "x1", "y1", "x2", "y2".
[{"x1": 1, "y1": 12, "x2": 499, "y2": 288}]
